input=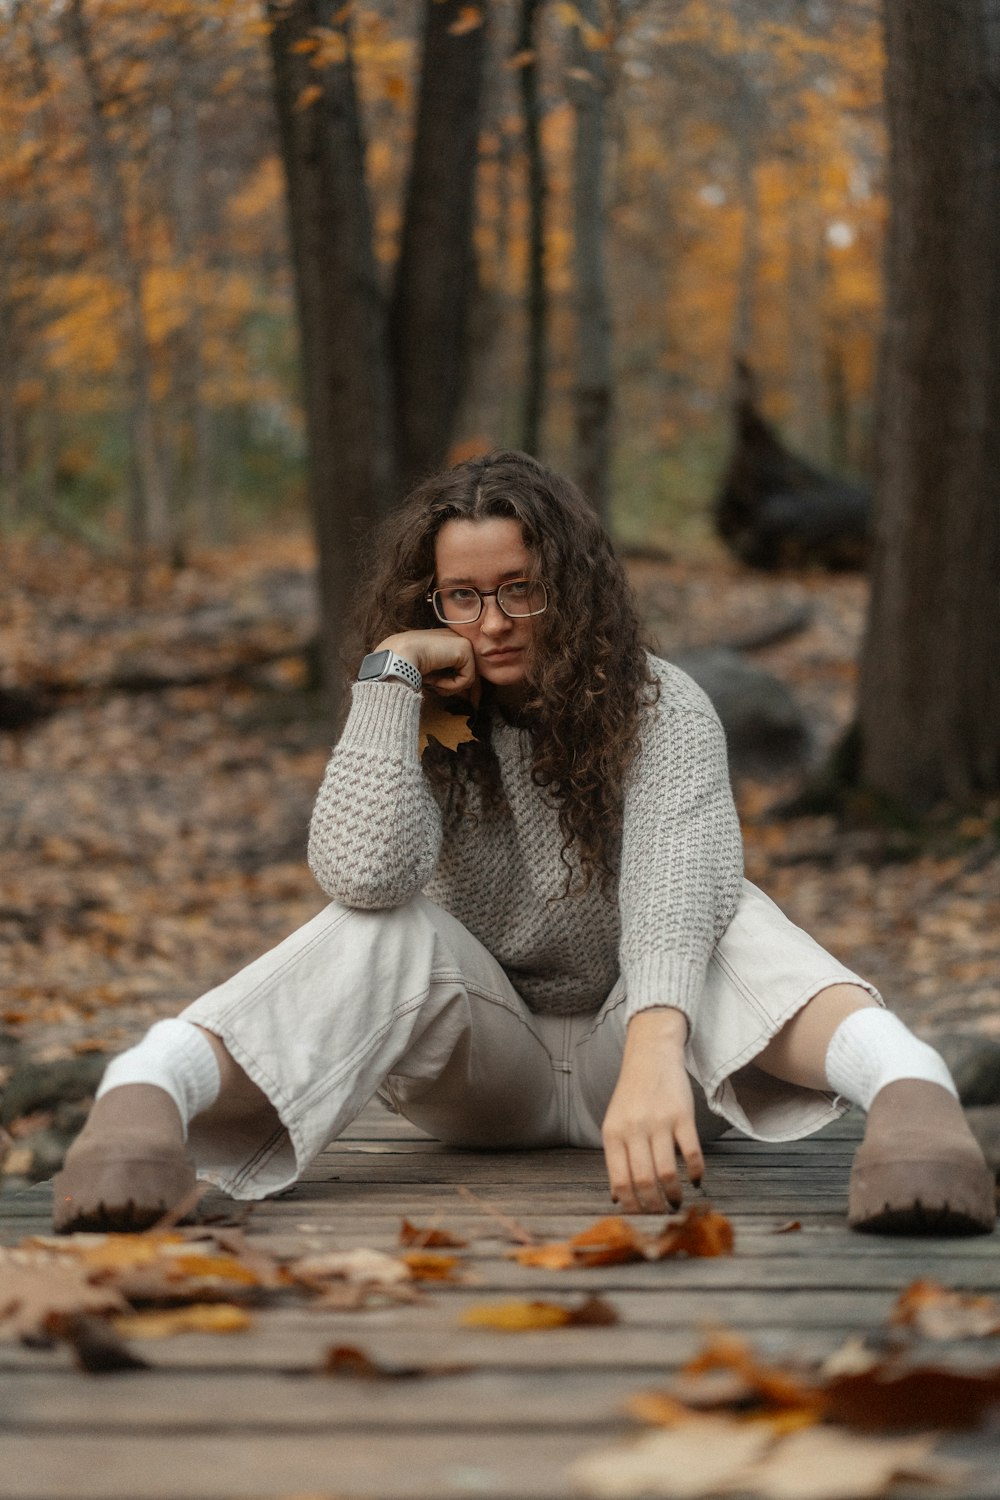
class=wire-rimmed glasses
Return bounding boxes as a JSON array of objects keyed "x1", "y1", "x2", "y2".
[{"x1": 427, "y1": 579, "x2": 548, "y2": 624}]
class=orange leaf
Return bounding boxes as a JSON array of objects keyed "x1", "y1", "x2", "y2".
[
  {"x1": 399, "y1": 1218, "x2": 468, "y2": 1249},
  {"x1": 890, "y1": 1279, "x2": 1000, "y2": 1340},
  {"x1": 295, "y1": 85, "x2": 323, "y2": 111},
  {"x1": 510, "y1": 1242, "x2": 576, "y2": 1270},
  {"x1": 419, "y1": 696, "x2": 477, "y2": 755},
  {"x1": 401, "y1": 1251, "x2": 462, "y2": 1282}
]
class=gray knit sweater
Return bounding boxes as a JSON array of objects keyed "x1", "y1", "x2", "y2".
[{"x1": 307, "y1": 655, "x2": 743, "y2": 1027}]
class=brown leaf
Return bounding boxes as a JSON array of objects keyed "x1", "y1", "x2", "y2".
[
  {"x1": 400, "y1": 1250, "x2": 463, "y2": 1283},
  {"x1": 323, "y1": 1343, "x2": 470, "y2": 1379},
  {"x1": 0, "y1": 1251, "x2": 128, "y2": 1340},
  {"x1": 418, "y1": 696, "x2": 477, "y2": 756},
  {"x1": 773, "y1": 1220, "x2": 803, "y2": 1234},
  {"x1": 286, "y1": 1247, "x2": 411, "y2": 1291},
  {"x1": 44, "y1": 1312, "x2": 149, "y2": 1374},
  {"x1": 890, "y1": 1278, "x2": 1000, "y2": 1340},
  {"x1": 509, "y1": 1206, "x2": 734, "y2": 1270},
  {"x1": 399, "y1": 1217, "x2": 468, "y2": 1249},
  {"x1": 674, "y1": 1334, "x2": 826, "y2": 1423},
  {"x1": 825, "y1": 1361, "x2": 1000, "y2": 1432}
]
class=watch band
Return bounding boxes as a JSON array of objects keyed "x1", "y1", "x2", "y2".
[{"x1": 357, "y1": 649, "x2": 422, "y2": 692}]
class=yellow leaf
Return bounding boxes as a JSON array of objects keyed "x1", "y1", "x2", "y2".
[
  {"x1": 462, "y1": 1300, "x2": 574, "y2": 1331},
  {"x1": 401, "y1": 1251, "x2": 462, "y2": 1282},
  {"x1": 112, "y1": 1304, "x2": 252, "y2": 1339},
  {"x1": 296, "y1": 84, "x2": 323, "y2": 111}
]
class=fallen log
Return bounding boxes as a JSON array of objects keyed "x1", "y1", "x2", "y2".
[{"x1": 714, "y1": 362, "x2": 871, "y2": 570}]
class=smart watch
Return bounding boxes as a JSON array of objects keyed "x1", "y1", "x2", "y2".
[{"x1": 357, "y1": 649, "x2": 422, "y2": 692}]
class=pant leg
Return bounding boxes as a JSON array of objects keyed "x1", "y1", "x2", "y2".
[
  {"x1": 564, "y1": 880, "x2": 882, "y2": 1149},
  {"x1": 181, "y1": 895, "x2": 562, "y2": 1198}
]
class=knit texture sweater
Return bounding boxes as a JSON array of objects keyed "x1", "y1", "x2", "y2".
[{"x1": 307, "y1": 655, "x2": 743, "y2": 1028}]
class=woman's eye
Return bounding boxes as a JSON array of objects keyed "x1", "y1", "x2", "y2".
[
  {"x1": 505, "y1": 580, "x2": 531, "y2": 596},
  {"x1": 447, "y1": 588, "x2": 478, "y2": 604}
]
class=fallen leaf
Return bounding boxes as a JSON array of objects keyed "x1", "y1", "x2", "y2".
[
  {"x1": 0, "y1": 1251, "x2": 128, "y2": 1340},
  {"x1": 286, "y1": 1247, "x2": 411, "y2": 1289},
  {"x1": 461, "y1": 1295, "x2": 618, "y2": 1332},
  {"x1": 400, "y1": 1251, "x2": 463, "y2": 1282},
  {"x1": 825, "y1": 1361, "x2": 1000, "y2": 1431},
  {"x1": 890, "y1": 1278, "x2": 1000, "y2": 1340},
  {"x1": 399, "y1": 1218, "x2": 468, "y2": 1249},
  {"x1": 44, "y1": 1312, "x2": 150, "y2": 1374},
  {"x1": 570, "y1": 1418, "x2": 959, "y2": 1499},
  {"x1": 112, "y1": 1304, "x2": 252, "y2": 1338},
  {"x1": 773, "y1": 1220, "x2": 802, "y2": 1234},
  {"x1": 509, "y1": 1206, "x2": 734, "y2": 1270},
  {"x1": 323, "y1": 1343, "x2": 470, "y2": 1380},
  {"x1": 419, "y1": 695, "x2": 477, "y2": 755}
]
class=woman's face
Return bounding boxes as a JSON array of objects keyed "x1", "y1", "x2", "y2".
[{"x1": 432, "y1": 517, "x2": 540, "y2": 705}]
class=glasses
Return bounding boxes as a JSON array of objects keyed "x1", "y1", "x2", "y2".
[{"x1": 427, "y1": 579, "x2": 548, "y2": 624}]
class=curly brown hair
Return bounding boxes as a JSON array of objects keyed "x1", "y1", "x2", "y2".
[{"x1": 351, "y1": 450, "x2": 658, "y2": 893}]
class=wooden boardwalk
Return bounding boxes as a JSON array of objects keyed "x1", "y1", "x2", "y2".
[{"x1": 3, "y1": 1105, "x2": 1000, "y2": 1500}]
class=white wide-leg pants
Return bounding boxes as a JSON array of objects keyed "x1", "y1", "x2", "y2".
[{"x1": 180, "y1": 880, "x2": 880, "y2": 1199}]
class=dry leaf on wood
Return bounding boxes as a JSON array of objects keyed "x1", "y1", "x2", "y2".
[
  {"x1": 825, "y1": 1360, "x2": 1000, "y2": 1432},
  {"x1": 890, "y1": 1278, "x2": 1000, "y2": 1340},
  {"x1": 44, "y1": 1312, "x2": 150, "y2": 1374},
  {"x1": 571, "y1": 1418, "x2": 959, "y2": 1500},
  {"x1": 323, "y1": 1343, "x2": 471, "y2": 1380},
  {"x1": 286, "y1": 1247, "x2": 411, "y2": 1290},
  {"x1": 0, "y1": 1250, "x2": 128, "y2": 1340},
  {"x1": 400, "y1": 1250, "x2": 464, "y2": 1283},
  {"x1": 510, "y1": 1206, "x2": 734, "y2": 1270},
  {"x1": 399, "y1": 1217, "x2": 468, "y2": 1249},
  {"x1": 461, "y1": 1294, "x2": 618, "y2": 1331},
  {"x1": 112, "y1": 1304, "x2": 252, "y2": 1338}
]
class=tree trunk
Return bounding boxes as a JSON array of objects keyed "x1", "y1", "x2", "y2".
[
  {"x1": 390, "y1": 0, "x2": 488, "y2": 492},
  {"x1": 63, "y1": 0, "x2": 171, "y2": 553},
  {"x1": 857, "y1": 0, "x2": 1000, "y2": 806},
  {"x1": 516, "y1": 0, "x2": 548, "y2": 456},
  {"x1": 267, "y1": 0, "x2": 395, "y2": 699},
  {"x1": 568, "y1": 0, "x2": 613, "y2": 522}
]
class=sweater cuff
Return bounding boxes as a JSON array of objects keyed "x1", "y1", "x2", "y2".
[
  {"x1": 337, "y1": 679, "x2": 423, "y2": 761},
  {"x1": 619, "y1": 953, "x2": 709, "y2": 1029}
]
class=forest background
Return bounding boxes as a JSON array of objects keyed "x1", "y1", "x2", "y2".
[{"x1": 0, "y1": 0, "x2": 998, "y2": 1186}]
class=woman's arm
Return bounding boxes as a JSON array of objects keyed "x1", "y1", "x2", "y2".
[
  {"x1": 307, "y1": 628, "x2": 479, "y2": 910},
  {"x1": 604, "y1": 665, "x2": 743, "y2": 1210}
]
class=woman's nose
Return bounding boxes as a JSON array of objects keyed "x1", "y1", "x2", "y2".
[{"x1": 479, "y1": 596, "x2": 511, "y2": 635}]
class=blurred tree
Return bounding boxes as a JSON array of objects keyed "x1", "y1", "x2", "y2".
[
  {"x1": 267, "y1": 1, "x2": 488, "y2": 690},
  {"x1": 857, "y1": 0, "x2": 1000, "y2": 807},
  {"x1": 568, "y1": 0, "x2": 613, "y2": 519}
]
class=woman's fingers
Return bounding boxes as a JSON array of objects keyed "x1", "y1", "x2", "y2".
[{"x1": 604, "y1": 1119, "x2": 703, "y2": 1213}]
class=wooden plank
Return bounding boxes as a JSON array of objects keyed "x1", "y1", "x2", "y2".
[{"x1": 1, "y1": 1428, "x2": 997, "y2": 1500}]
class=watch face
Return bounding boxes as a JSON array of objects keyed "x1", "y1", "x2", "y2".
[{"x1": 358, "y1": 649, "x2": 391, "y2": 681}]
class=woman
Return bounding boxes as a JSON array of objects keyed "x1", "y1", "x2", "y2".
[{"x1": 54, "y1": 451, "x2": 995, "y2": 1236}]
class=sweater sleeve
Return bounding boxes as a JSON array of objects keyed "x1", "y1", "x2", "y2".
[
  {"x1": 617, "y1": 663, "x2": 743, "y2": 1028},
  {"x1": 307, "y1": 679, "x2": 443, "y2": 910}
]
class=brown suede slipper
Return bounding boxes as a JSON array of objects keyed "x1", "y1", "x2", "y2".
[
  {"x1": 849, "y1": 1079, "x2": 998, "y2": 1236},
  {"x1": 52, "y1": 1084, "x2": 197, "y2": 1234}
]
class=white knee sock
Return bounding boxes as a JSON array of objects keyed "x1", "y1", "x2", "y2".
[
  {"x1": 95, "y1": 1019, "x2": 221, "y2": 1138},
  {"x1": 824, "y1": 1007, "x2": 958, "y2": 1112}
]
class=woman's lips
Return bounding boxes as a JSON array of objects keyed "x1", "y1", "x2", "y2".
[{"x1": 481, "y1": 647, "x2": 523, "y2": 662}]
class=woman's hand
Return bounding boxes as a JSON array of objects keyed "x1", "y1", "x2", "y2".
[
  {"x1": 601, "y1": 1007, "x2": 704, "y2": 1213},
  {"x1": 377, "y1": 630, "x2": 479, "y2": 701}
]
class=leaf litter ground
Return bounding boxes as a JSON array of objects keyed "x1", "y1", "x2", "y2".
[{"x1": 3, "y1": 531, "x2": 1000, "y2": 1496}]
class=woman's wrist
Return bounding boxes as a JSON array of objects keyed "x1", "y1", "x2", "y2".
[{"x1": 625, "y1": 1005, "x2": 690, "y2": 1049}]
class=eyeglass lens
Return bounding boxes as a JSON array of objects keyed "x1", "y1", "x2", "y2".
[{"x1": 432, "y1": 580, "x2": 547, "y2": 622}]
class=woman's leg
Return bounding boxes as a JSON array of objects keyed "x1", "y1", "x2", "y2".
[
  {"x1": 690, "y1": 883, "x2": 995, "y2": 1235},
  {"x1": 53, "y1": 895, "x2": 562, "y2": 1231}
]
